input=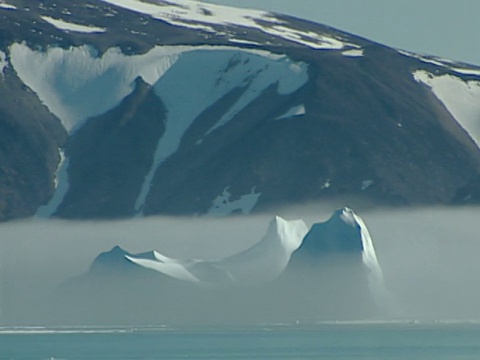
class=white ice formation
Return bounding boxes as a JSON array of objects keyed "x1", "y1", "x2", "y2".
[
  {"x1": 339, "y1": 207, "x2": 383, "y2": 284},
  {"x1": 126, "y1": 215, "x2": 309, "y2": 287},
  {"x1": 126, "y1": 207, "x2": 385, "y2": 292}
]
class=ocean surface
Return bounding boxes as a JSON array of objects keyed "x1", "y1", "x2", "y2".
[{"x1": 1, "y1": 322, "x2": 480, "y2": 359}]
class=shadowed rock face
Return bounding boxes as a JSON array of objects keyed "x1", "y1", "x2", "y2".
[
  {"x1": 0, "y1": 0, "x2": 480, "y2": 220},
  {"x1": 57, "y1": 78, "x2": 167, "y2": 218},
  {"x1": 0, "y1": 60, "x2": 66, "y2": 221}
]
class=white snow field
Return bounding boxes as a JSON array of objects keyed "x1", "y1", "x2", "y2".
[
  {"x1": 414, "y1": 70, "x2": 480, "y2": 148},
  {"x1": 126, "y1": 215, "x2": 309, "y2": 287},
  {"x1": 41, "y1": 16, "x2": 107, "y2": 33},
  {"x1": 9, "y1": 43, "x2": 184, "y2": 133},
  {"x1": 100, "y1": 0, "x2": 358, "y2": 50}
]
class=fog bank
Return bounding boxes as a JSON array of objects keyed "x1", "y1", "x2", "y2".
[{"x1": 1, "y1": 206, "x2": 479, "y2": 325}]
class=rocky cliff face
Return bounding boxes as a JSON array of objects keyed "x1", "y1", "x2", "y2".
[{"x1": 1, "y1": 0, "x2": 480, "y2": 220}]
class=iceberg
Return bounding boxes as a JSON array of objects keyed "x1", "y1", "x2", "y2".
[
  {"x1": 52, "y1": 208, "x2": 387, "y2": 324},
  {"x1": 282, "y1": 207, "x2": 386, "y2": 319},
  {"x1": 294, "y1": 207, "x2": 383, "y2": 279},
  {"x1": 126, "y1": 215, "x2": 308, "y2": 287}
]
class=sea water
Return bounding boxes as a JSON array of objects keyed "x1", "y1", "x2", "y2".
[{"x1": 1, "y1": 323, "x2": 480, "y2": 359}]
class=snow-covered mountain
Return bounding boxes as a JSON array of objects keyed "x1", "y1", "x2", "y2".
[{"x1": 1, "y1": 0, "x2": 480, "y2": 220}]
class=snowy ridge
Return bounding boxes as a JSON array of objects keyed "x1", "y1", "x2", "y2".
[
  {"x1": 41, "y1": 16, "x2": 107, "y2": 33},
  {"x1": 414, "y1": 70, "x2": 480, "y2": 149},
  {"x1": 126, "y1": 215, "x2": 308, "y2": 287},
  {"x1": 101, "y1": 0, "x2": 357, "y2": 49}
]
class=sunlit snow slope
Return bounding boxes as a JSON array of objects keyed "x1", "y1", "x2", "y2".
[{"x1": 414, "y1": 71, "x2": 480, "y2": 148}]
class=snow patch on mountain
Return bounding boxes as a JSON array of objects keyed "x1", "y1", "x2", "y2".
[
  {"x1": 414, "y1": 70, "x2": 480, "y2": 148},
  {"x1": 276, "y1": 104, "x2": 306, "y2": 120},
  {"x1": 451, "y1": 67, "x2": 480, "y2": 76},
  {"x1": 0, "y1": 2, "x2": 16, "y2": 10},
  {"x1": 101, "y1": 0, "x2": 355, "y2": 49},
  {"x1": 208, "y1": 187, "x2": 260, "y2": 216},
  {"x1": 35, "y1": 149, "x2": 70, "y2": 218},
  {"x1": 41, "y1": 16, "x2": 107, "y2": 33},
  {"x1": 361, "y1": 180, "x2": 374, "y2": 191},
  {"x1": 204, "y1": 56, "x2": 308, "y2": 134},
  {"x1": 262, "y1": 26, "x2": 346, "y2": 50},
  {"x1": 126, "y1": 215, "x2": 308, "y2": 287},
  {"x1": 134, "y1": 49, "x2": 307, "y2": 213},
  {"x1": 0, "y1": 51, "x2": 6, "y2": 77},
  {"x1": 228, "y1": 39, "x2": 262, "y2": 46},
  {"x1": 9, "y1": 43, "x2": 183, "y2": 133},
  {"x1": 342, "y1": 48, "x2": 364, "y2": 57}
]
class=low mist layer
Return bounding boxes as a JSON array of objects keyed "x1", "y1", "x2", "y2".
[{"x1": 1, "y1": 206, "x2": 480, "y2": 325}]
